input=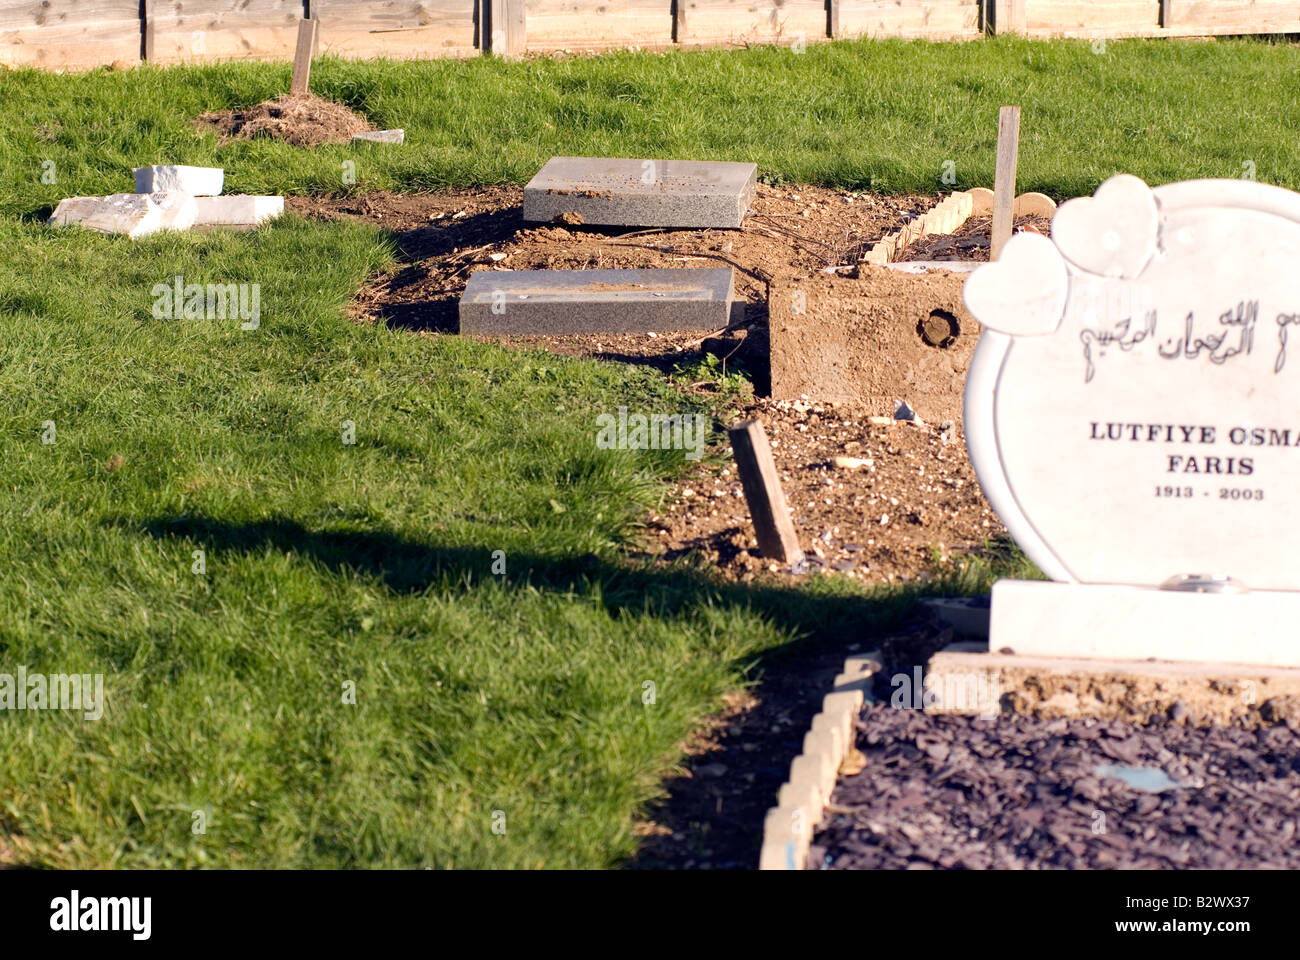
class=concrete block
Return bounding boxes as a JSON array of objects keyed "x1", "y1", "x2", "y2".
[
  {"x1": 523, "y1": 156, "x2": 757, "y2": 228},
  {"x1": 759, "y1": 807, "x2": 811, "y2": 870},
  {"x1": 791, "y1": 750, "x2": 834, "y2": 798},
  {"x1": 352, "y1": 129, "x2": 405, "y2": 145},
  {"x1": 968, "y1": 186, "x2": 995, "y2": 216},
  {"x1": 1013, "y1": 191, "x2": 1058, "y2": 218},
  {"x1": 193, "y1": 195, "x2": 285, "y2": 229},
  {"x1": 822, "y1": 688, "x2": 863, "y2": 717},
  {"x1": 778, "y1": 778, "x2": 823, "y2": 824},
  {"x1": 133, "y1": 165, "x2": 224, "y2": 196},
  {"x1": 49, "y1": 193, "x2": 168, "y2": 239},
  {"x1": 459, "y1": 267, "x2": 735, "y2": 335}
]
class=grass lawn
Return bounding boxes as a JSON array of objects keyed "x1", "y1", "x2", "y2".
[{"x1": 0, "y1": 34, "x2": 1284, "y2": 868}]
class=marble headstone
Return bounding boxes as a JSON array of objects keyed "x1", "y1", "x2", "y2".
[{"x1": 962, "y1": 175, "x2": 1300, "y2": 667}]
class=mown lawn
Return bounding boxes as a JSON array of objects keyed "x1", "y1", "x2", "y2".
[{"x1": 0, "y1": 34, "x2": 1278, "y2": 867}]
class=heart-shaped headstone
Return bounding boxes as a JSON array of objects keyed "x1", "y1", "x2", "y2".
[
  {"x1": 962, "y1": 232, "x2": 1069, "y2": 337},
  {"x1": 1052, "y1": 174, "x2": 1158, "y2": 279}
]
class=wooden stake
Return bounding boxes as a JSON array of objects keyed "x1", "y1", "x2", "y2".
[
  {"x1": 729, "y1": 420, "x2": 804, "y2": 564},
  {"x1": 991, "y1": 104, "x2": 1021, "y2": 261},
  {"x1": 291, "y1": 18, "x2": 317, "y2": 96}
]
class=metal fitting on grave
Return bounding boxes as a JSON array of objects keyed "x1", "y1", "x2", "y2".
[{"x1": 1159, "y1": 574, "x2": 1250, "y2": 595}]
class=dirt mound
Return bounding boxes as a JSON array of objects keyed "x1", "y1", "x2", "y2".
[{"x1": 194, "y1": 93, "x2": 373, "y2": 147}]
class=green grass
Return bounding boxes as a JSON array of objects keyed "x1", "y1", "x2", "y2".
[
  {"x1": 3, "y1": 35, "x2": 1300, "y2": 220},
  {"x1": 0, "y1": 34, "x2": 1246, "y2": 868}
]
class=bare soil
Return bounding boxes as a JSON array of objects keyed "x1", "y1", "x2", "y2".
[
  {"x1": 290, "y1": 185, "x2": 1007, "y2": 586},
  {"x1": 641, "y1": 397, "x2": 1006, "y2": 585},
  {"x1": 195, "y1": 93, "x2": 374, "y2": 147}
]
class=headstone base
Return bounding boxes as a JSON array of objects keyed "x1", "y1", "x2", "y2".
[{"x1": 992, "y1": 580, "x2": 1300, "y2": 669}]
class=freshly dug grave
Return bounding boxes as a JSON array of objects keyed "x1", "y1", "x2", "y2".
[
  {"x1": 896, "y1": 213, "x2": 1054, "y2": 262},
  {"x1": 290, "y1": 183, "x2": 939, "y2": 354},
  {"x1": 291, "y1": 186, "x2": 1006, "y2": 585},
  {"x1": 195, "y1": 93, "x2": 374, "y2": 147},
  {"x1": 813, "y1": 702, "x2": 1300, "y2": 870},
  {"x1": 639, "y1": 397, "x2": 1007, "y2": 586}
]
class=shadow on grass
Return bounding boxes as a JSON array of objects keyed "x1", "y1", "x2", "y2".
[
  {"x1": 124, "y1": 512, "x2": 1006, "y2": 869},
  {"x1": 128, "y1": 513, "x2": 953, "y2": 650}
]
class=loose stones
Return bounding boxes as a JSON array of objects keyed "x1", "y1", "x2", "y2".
[
  {"x1": 459, "y1": 267, "x2": 735, "y2": 335},
  {"x1": 523, "y1": 157, "x2": 757, "y2": 228}
]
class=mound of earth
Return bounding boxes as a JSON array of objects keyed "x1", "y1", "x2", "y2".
[{"x1": 194, "y1": 93, "x2": 373, "y2": 147}]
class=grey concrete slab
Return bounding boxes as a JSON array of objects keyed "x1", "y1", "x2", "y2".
[
  {"x1": 523, "y1": 157, "x2": 757, "y2": 229},
  {"x1": 459, "y1": 267, "x2": 735, "y2": 335}
]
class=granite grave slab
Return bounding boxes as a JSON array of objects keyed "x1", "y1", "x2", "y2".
[
  {"x1": 459, "y1": 267, "x2": 735, "y2": 335},
  {"x1": 522, "y1": 157, "x2": 757, "y2": 229}
]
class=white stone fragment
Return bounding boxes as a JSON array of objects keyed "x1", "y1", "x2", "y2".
[
  {"x1": 133, "y1": 165, "x2": 224, "y2": 197},
  {"x1": 192, "y1": 195, "x2": 284, "y2": 228},
  {"x1": 49, "y1": 194, "x2": 163, "y2": 238},
  {"x1": 351, "y1": 129, "x2": 405, "y2": 145},
  {"x1": 151, "y1": 191, "x2": 198, "y2": 232}
]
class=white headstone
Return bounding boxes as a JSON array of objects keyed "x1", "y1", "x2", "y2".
[{"x1": 963, "y1": 175, "x2": 1300, "y2": 667}]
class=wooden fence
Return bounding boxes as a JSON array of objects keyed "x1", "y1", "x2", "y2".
[{"x1": 1, "y1": 1, "x2": 1297, "y2": 71}]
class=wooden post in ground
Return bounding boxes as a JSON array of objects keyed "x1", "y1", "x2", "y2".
[
  {"x1": 991, "y1": 105, "x2": 1021, "y2": 261},
  {"x1": 291, "y1": 18, "x2": 317, "y2": 95},
  {"x1": 488, "y1": 0, "x2": 527, "y2": 57},
  {"x1": 728, "y1": 420, "x2": 804, "y2": 564}
]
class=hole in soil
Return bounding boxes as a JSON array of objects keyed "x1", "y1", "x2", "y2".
[{"x1": 918, "y1": 309, "x2": 960, "y2": 348}]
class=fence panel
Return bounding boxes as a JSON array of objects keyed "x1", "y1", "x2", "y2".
[
  {"x1": 527, "y1": 0, "x2": 672, "y2": 50},
  {"x1": 146, "y1": 1, "x2": 306, "y2": 64},
  {"x1": 834, "y1": 0, "x2": 981, "y2": 40},
  {"x1": 676, "y1": 0, "x2": 830, "y2": 47},
  {"x1": 313, "y1": 0, "x2": 478, "y2": 59},
  {"x1": 1025, "y1": 1, "x2": 1158, "y2": 37},
  {"x1": 0, "y1": 0, "x2": 140, "y2": 69}
]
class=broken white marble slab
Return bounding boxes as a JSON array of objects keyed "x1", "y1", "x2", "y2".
[
  {"x1": 193, "y1": 195, "x2": 284, "y2": 228},
  {"x1": 133, "y1": 165, "x2": 224, "y2": 196},
  {"x1": 154, "y1": 191, "x2": 198, "y2": 232},
  {"x1": 49, "y1": 192, "x2": 195, "y2": 239},
  {"x1": 351, "y1": 129, "x2": 404, "y2": 145}
]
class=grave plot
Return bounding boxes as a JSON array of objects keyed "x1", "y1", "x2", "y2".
[
  {"x1": 294, "y1": 183, "x2": 1018, "y2": 587},
  {"x1": 757, "y1": 173, "x2": 1300, "y2": 871}
]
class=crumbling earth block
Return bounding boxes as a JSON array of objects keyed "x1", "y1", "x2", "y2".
[{"x1": 768, "y1": 266, "x2": 980, "y2": 424}]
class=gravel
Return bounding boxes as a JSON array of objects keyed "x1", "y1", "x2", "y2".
[{"x1": 812, "y1": 702, "x2": 1300, "y2": 870}]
